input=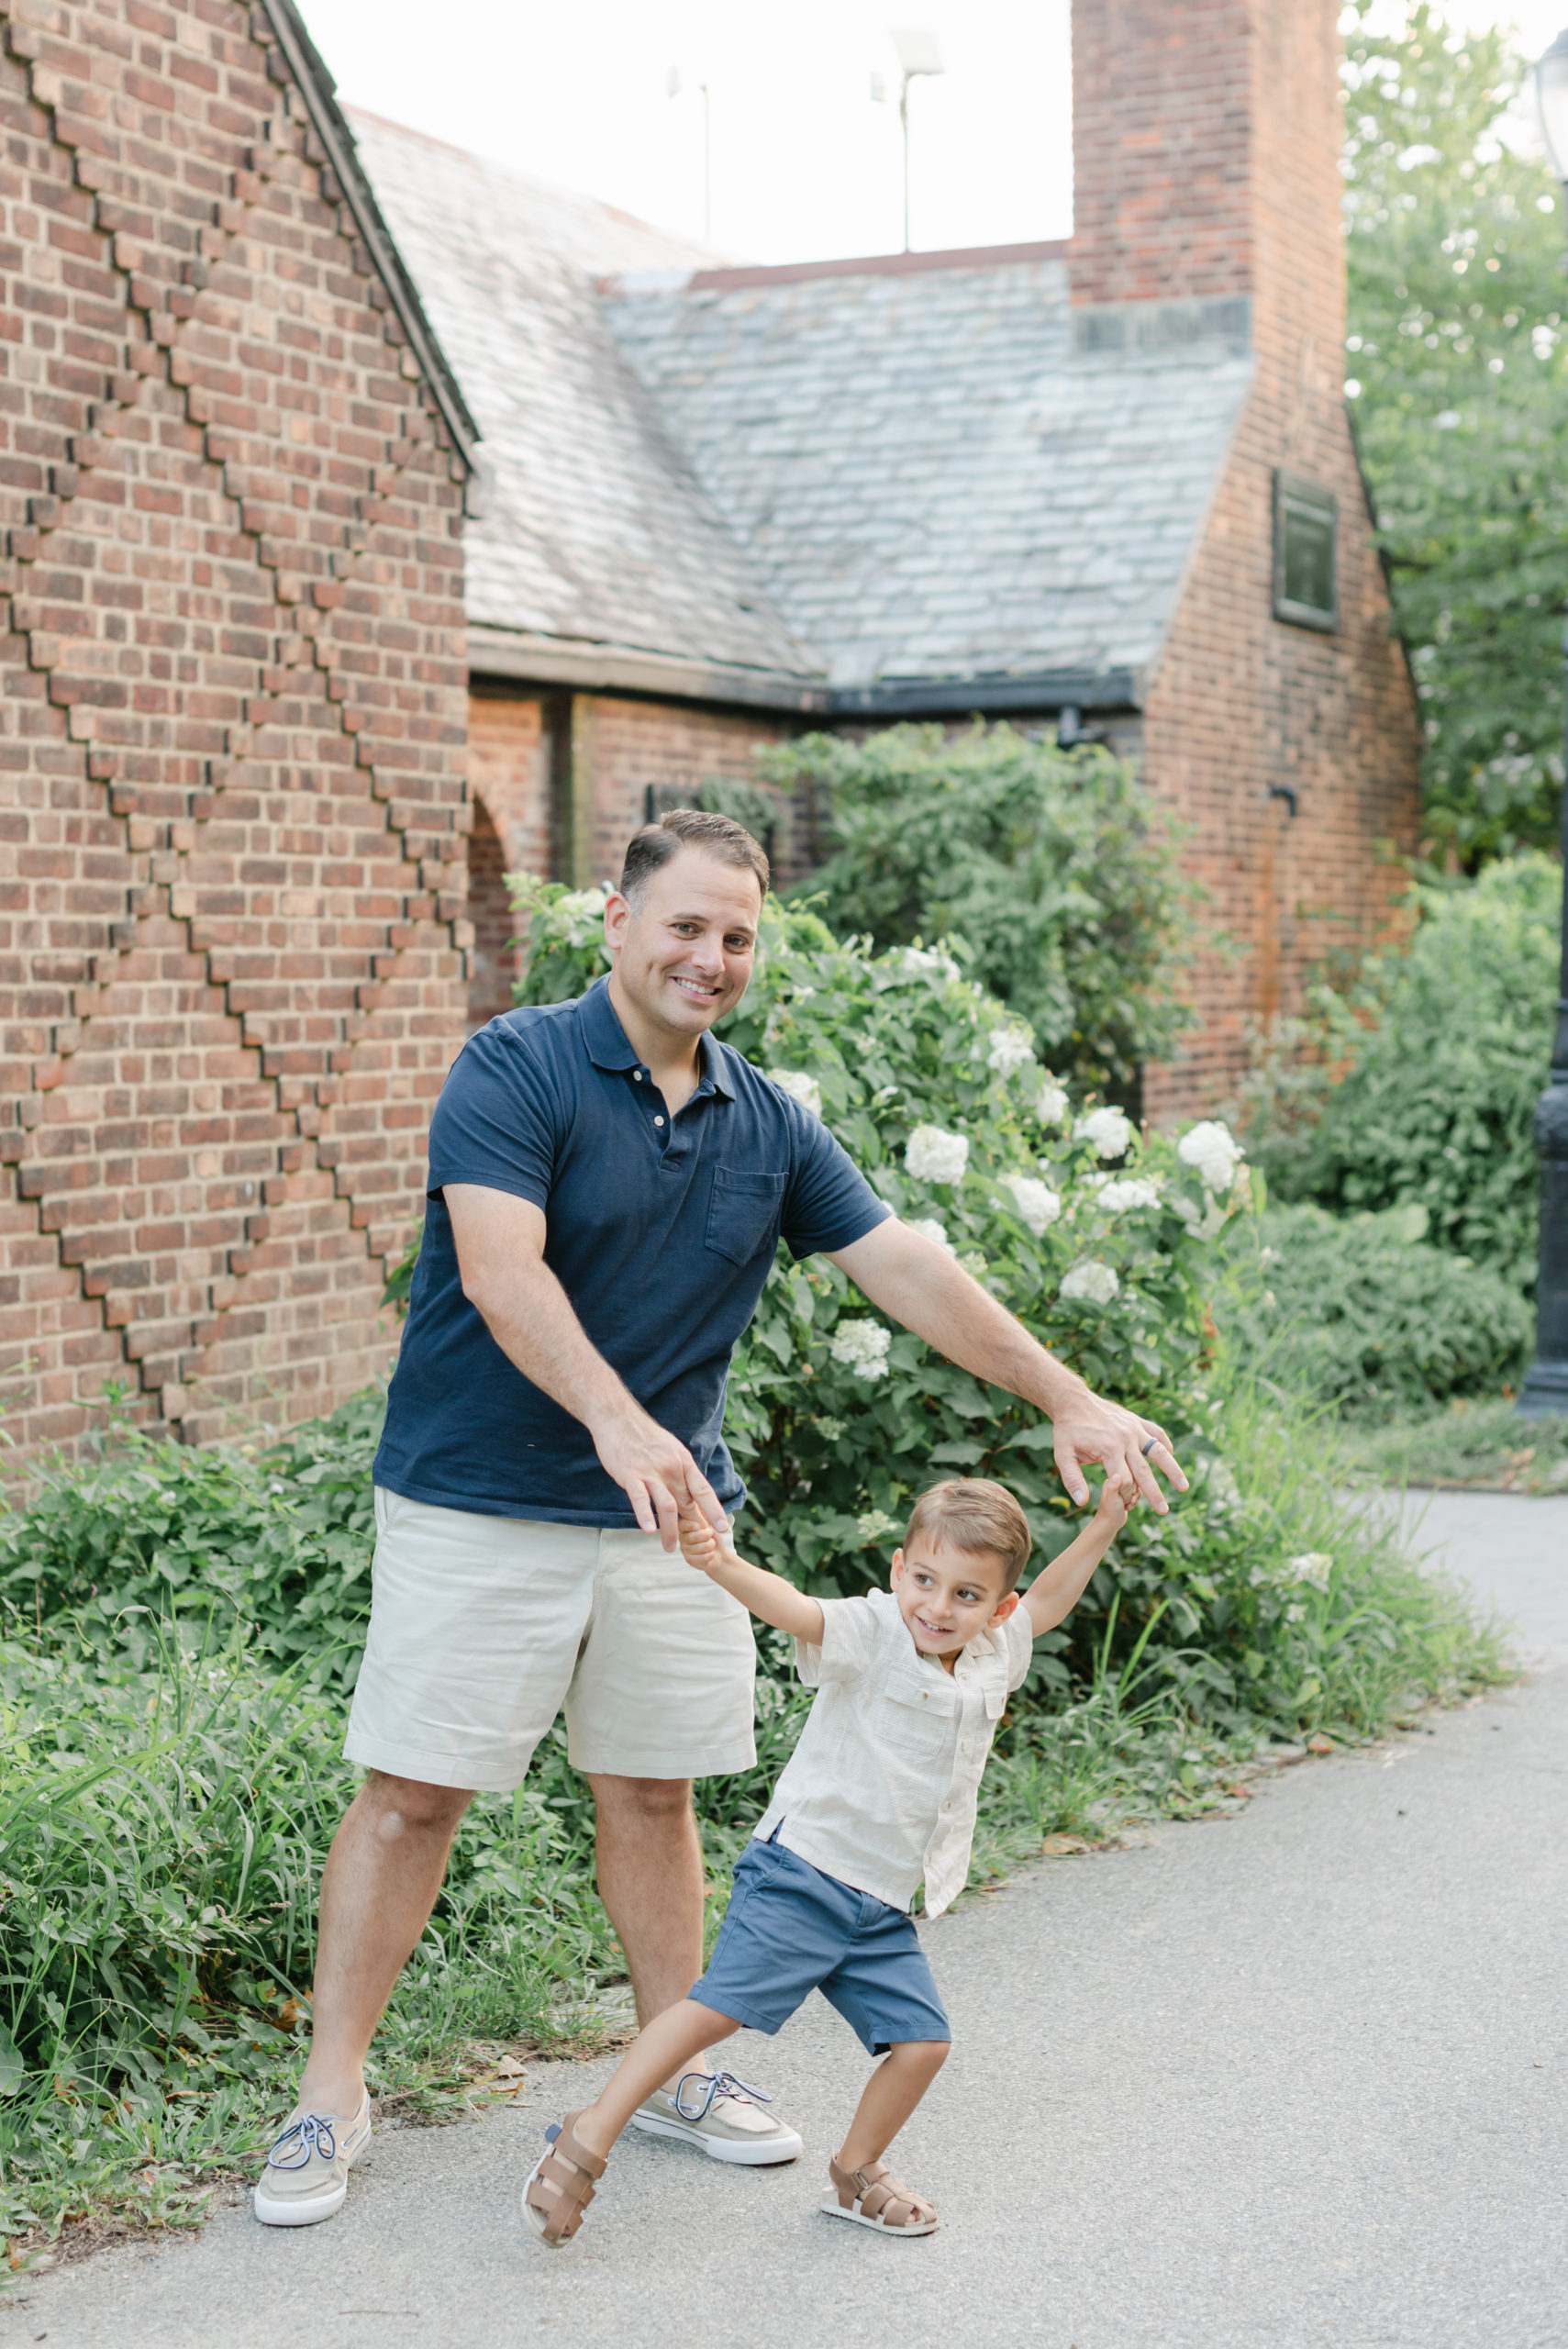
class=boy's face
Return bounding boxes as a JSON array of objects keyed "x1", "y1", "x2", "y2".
[{"x1": 890, "y1": 1537, "x2": 1018, "y2": 1668}]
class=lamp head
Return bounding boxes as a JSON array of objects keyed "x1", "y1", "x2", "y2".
[
  {"x1": 1535, "y1": 28, "x2": 1568, "y2": 182},
  {"x1": 891, "y1": 28, "x2": 944, "y2": 80}
]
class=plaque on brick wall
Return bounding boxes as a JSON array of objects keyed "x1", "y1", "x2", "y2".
[{"x1": 1272, "y1": 471, "x2": 1338, "y2": 632}]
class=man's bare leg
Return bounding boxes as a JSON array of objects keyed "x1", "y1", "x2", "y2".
[
  {"x1": 588, "y1": 1773, "x2": 712, "y2": 2089},
  {"x1": 295, "y1": 1771, "x2": 473, "y2": 2117}
]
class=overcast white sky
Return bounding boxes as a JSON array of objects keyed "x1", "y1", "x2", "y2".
[{"x1": 295, "y1": 0, "x2": 1567, "y2": 266}]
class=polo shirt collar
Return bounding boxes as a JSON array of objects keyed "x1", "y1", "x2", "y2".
[{"x1": 578, "y1": 974, "x2": 734, "y2": 1099}]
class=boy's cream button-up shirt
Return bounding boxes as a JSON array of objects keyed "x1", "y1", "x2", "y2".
[{"x1": 754, "y1": 1586, "x2": 1035, "y2": 1918}]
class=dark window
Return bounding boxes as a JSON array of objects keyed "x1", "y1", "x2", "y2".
[{"x1": 1272, "y1": 471, "x2": 1338, "y2": 633}]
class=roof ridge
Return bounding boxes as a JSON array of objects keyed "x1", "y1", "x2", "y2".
[
  {"x1": 256, "y1": 2, "x2": 479, "y2": 469},
  {"x1": 616, "y1": 239, "x2": 1072, "y2": 296}
]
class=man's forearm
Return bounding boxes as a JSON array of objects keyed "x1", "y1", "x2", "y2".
[{"x1": 467, "y1": 1251, "x2": 637, "y2": 1435}]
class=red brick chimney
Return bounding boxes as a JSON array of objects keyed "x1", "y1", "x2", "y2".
[
  {"x1": 1069, "y1": 0, "x2": 1346, "y2": 365},
  {"x1": 1067, "y1": 0, "x2": 1421, "y2": 1123}
]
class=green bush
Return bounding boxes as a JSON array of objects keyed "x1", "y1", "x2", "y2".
[
  {"x1": 0, "y1": 1386, "x2": 381, "y2": 1682},
  {"x1": 740, "y1": 721, "x2": 1195, "y2": 1097},
  {"x1": 1225, "y1": 1202, "x2": 1534, "y2": 1419},
  {"x1": 1251, "y1": 855, "x2": 1559, "y2": 1291}
]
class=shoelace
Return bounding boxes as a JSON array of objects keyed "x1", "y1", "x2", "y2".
[
  {"x1": 265, "y1": 2110, "x2": 339, "y2": 2171},
  {"x1": 672, "y1": 2067, "x2": 773, "y2": 2123}
]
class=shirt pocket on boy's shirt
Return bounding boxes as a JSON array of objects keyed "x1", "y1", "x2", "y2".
[{"x1": 871, "y1": 1667, "x2": 956, "y2": 1756}]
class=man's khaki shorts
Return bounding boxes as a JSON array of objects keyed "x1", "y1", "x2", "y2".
[{"x1": 344, "y1": 1488, "x2": 758, "y2": 1793}]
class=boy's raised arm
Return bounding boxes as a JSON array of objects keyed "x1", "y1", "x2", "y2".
[
  {"x1": 678, "y1": 1510, "x2": 827, "y2": 1647},
  {"x1": 1020, "y1": 1478, "x2": 1131, "y2": 1639}
]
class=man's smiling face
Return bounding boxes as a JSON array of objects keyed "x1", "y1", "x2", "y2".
[{"x1": 605, "y1": 846, "x2": 762, "y2": 1045}]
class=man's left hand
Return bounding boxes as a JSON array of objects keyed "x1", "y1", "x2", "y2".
[{"x1": 1051, "y1": 1398, "x2": 1188, "y2": 1514}]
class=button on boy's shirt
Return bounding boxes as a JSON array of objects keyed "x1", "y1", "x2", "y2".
[
  {"x1": 755, "y1": 1587, "x2": 1035, "y2": 1918},
  {"x1": 373, "y1": 976, "x2": 890, "y2": 1525}
]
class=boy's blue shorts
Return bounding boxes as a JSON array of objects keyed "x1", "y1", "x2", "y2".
[{"x1": 691, "y1": 1832, "x2": 951, "y2": 2057}]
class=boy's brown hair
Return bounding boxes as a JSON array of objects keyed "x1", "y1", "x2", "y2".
[{"x1": 903, "y1": 1477, "x2": 1032, "y2": 1594}]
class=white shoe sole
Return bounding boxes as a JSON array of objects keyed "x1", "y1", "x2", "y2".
[
  {"x1": 628, "y1": 2107, "x2": 803, "y2": 2165},
  {"x1": 252, "y1": 2129, "x2": 370, "y2": 2227},
  {"x1": 819, "y1": 2189, "x2": 939, "y2": 2236}
]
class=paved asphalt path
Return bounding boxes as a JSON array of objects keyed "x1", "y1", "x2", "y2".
[{"x1": 11, "y1": 1492, "x2": 1568, "y2": 2349}]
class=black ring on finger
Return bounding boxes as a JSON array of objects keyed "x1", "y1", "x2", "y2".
[{"x1": 1140, "y1": 1435, "x2": 1160, "y2": 1457}]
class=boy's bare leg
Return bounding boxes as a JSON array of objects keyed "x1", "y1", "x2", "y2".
[
  {"x1": 837, "y1": 2041, "x2": 949, "y2": 2175},
  {"x1": 572, "y1": 1999, "x2": 740, "y2": 2163}
]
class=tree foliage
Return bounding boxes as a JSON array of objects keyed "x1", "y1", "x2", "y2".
[
  {"x1": 1246, "y1": 853, "x2": 1558, "y2": 1290},
  {"x1": 1343, "y1": 0, "x2": 1568, "y2": 858},
  {"x1": 746, "y1": 723, "x2": 1195, "y2": 1099}
]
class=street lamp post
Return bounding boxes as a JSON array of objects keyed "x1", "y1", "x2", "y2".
[{"x1": 1519, "y1": 32, "x2": 1568, "y2": 1415}]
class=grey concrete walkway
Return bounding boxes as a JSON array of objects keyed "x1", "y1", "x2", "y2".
[{"x1": 11, "y1": 1495, "x2": 1568, "y2": 2349}]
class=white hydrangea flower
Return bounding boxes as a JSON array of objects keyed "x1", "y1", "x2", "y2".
[
  {"x1": 1288, "y1": 1552, "x2": 1334, "y2": 1589},
  {"x1": 1004, "y1": 1174, "x2": 1062, "y2": 1236},
  {"x1": 555, "y1": 884, "x2": 612, "y2": 943},
  {"x1": 908, "y1": 1217, "x2": 954, "y2": 1252},
  {"x1": 1177, "y1": 1119, "x2": 1246, "y2": 1194},
  {"x1": 1097, "y1": 1176, "x2": 1162, "y2": 1214},
  {"x1": 815, "y1": 1416, "x2": 844, "y2": 1440},
  {"x1": 1075, "y1": 1107, "x2": 1135, "y2": 1160},
  {"x1": 829, "y1": 1319, "x2": 891, "y2": 1380},
  {"x1": 1060, "y1": 1259, "x2": 1119, "y2": 1305},
  {"x1": 986, "y1": 1027, "x2": 1036, "y2": 1078},
  {"x1": 898, "y1": 945, "x2": 961, "y2": 985},
  {"x1": 878, "y1": 944, "x2": 961, "y2": 990},
  {"x1": 1036, "y1": 1081, "x2": 1070, "y2": 1127},
  {"x1": 856, "y1": 1508, "x2": 902, "y2": 1544},
  {"x1": 773, "y1": 1069, "x2": 822, "y2": 1117},
  {"x1": 906, "y1": 1124, "x2": 970, "y2": 1186}
]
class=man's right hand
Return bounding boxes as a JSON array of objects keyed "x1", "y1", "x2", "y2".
[{"x1": 591, "y1": 1404, "x2": 728, "y2": 1551}]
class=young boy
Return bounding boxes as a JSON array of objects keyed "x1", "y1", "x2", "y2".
[{"x1": 523, "y1": 1471, "x2": 1131, "y2": 2247}]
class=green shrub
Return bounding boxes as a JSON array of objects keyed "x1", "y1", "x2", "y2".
[
  {"x1": 1225, "y1": 1202, "x2": 1533, "y2": 1419},
  {"x1": 0, "y1": 1387, "x2": 381, "y2": 1682},
  {"x1": 740, "y1": 721, "x2": 1195, "y2": 1097},
  {"x1": 1253, "y1": 855, "x2": 1559, "y2": 1290}
]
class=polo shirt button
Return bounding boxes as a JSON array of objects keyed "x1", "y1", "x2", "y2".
[
  {"x1": 633, "y1": 1071, "x2": 643, "y2": 1083},
  {"x1": 653, "y1": 1115, "x2": 665, "y2": 1128}
]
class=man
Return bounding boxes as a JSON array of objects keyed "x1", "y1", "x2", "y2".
[{"x1": 253, "y1": 807, "x2": 1184, "y2": 2226}]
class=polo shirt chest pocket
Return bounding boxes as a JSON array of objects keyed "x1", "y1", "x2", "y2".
[
  {"x1": 706, "y1": 1166, "x2": 788, "y2": 1267},
  {"x1": 872, "y1": 1666, "x2": 957, "y2": 1756}
]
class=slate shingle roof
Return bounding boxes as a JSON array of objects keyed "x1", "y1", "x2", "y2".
[
  {"x1": 349, "y1": 113, "x2": 821, "y2": 693},
  {"x1": 350, "y1": 114, "x2": 1255, "y2": 709},
  {"x1": 605, "y1": 262, "x2": 1253, "y2": 698}
]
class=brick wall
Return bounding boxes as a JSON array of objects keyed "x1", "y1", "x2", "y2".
[
  {"x1": 0, "y1": 0, "x2": 472, "y2": 1457},
  {"x1": 574, "y1": 695, "x2": 796, "y2": 885},
  {"x1": 1071, "y1": 0, "x2": 1421, "y2": 1119}
]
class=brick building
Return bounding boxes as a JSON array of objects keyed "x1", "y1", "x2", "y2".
[
  {"x1": 359, "y1": 0, "x2": 1419, "y2": 1107},
  {"x1": 1, "y1": 0, "x2": 1419, "y2": 1457},
  {"x1": 0, "y1": 0, "x2": 475, "y2": 1453}
]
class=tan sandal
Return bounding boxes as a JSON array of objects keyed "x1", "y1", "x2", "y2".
[
  {"x1": 521, "y1": 2110, "x2": 606, "y2": 2247},
  {"x1": 821, "y1": 2154, "x2": 939, "y2": 2235}
]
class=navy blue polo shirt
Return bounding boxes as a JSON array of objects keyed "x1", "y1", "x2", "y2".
[{"x1": 373, "y1": 976, "x2": 890, "y2": 1524}]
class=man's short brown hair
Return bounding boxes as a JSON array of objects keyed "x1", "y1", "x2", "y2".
[
  {"x1": 619, "y1": 807, "x2": 770, "y2": 910},
  {"x1": 904, "y1": 1478, "x2": 1033, "y2": 1594}
]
